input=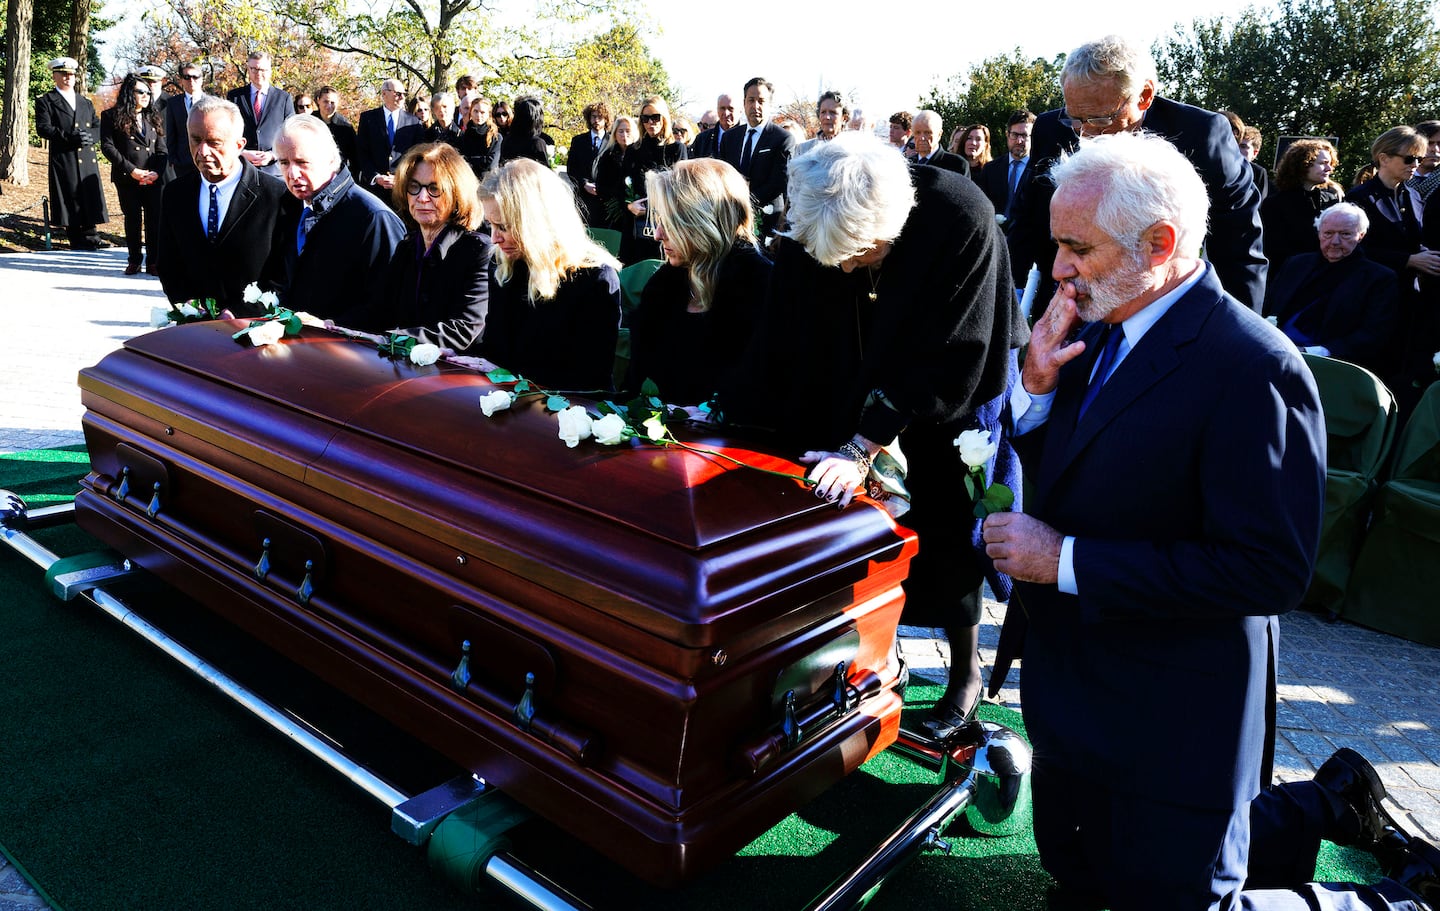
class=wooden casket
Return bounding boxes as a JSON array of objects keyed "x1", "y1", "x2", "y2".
[{"x1": 73, "y1": 322, "x2": 918, "y2": 886}]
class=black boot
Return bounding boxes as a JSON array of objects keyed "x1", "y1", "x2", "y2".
[
  {"x1": 1314, "y1": 747, "x2": 1391, "y2": 847},
  {"x1": 1385, "y1": 832, "x2": 1440, "y2": 907}
]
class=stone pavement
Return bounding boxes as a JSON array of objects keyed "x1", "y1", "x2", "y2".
[{"x1": 1, "y1": 247, "x2": 1439, "y2": 908}]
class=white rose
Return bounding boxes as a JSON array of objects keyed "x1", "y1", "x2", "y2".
[
  {"x1": 1433, "y1": 350, "x2": 1440, "y2": 372},
  {"x1": 1266, "y1": 315, "x2": 1279, "y2": 327},
  {"x1": 557, "y1": 405, "x2": 594, "y2": 448},
  {"x1": 150, "y1": 306, "x2": 175, "y2": 328},
  {"x1": 995, "y1": 213, "x2": 1007, "y2": 226},
  {"x1": 247, "y1": 319, "x2": 286, "y2": 347},
  {"x1": 259, "y1": 290, "x2": 280, "y2": 310},
  {"x1": 409, "y1": 343, "x2": 442, "y2": 366},
  {"x1": 479, "y1": 389, "x2": 513, "y2": 417},
  {"x1": 592, "y1": 413, "x2": 629, "y2": 445},
  {"x1": 954, "y1": 428, "x2": 998, "y2": 468},
  {"x1": 642, "y1": 416, "x2": 667, "y2": 441},
  {"x1": 177, "y1": 302, "x2": 201, "y2": 319},
  {"x1": 242, "y1": 282, "x2": 263, "y2": 304}
]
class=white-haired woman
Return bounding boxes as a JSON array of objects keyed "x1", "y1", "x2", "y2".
[
  {"x1": 625, "y1": 158, "x2": 770, "y2": 401},
  {"x1": 724, "y1": 131, "x2": 1028, "y2": 737},
  {"x1": 474, "y1": 158, "x2": 622, "y2": 390}
]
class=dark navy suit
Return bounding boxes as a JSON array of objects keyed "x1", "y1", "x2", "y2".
[
  {"x1": 1009, "y1": 97, "x2": 1267, "y2": 311},
  {"x1": 225, "y1": 85, "x2": 292, "y2": 178},
  {"x1": 719, "y1": 121, "x2": 795, "y2": 233}
]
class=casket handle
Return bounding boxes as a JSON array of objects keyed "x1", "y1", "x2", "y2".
[
  {"x1": 450, "y1": 640, "x2": 472, "y2": 692},
  {"x1": 254, "y1": 538, "x2": 272, "y2": 581},
  {"x1": 114, "y1": 466, "x2": 130, "y2": 503},
  {"x1": 146, "y1": 482, "x2": 163, "y2": 519},
  {"x1": 513, "y1": 672, "x2": 536, "y2": 732},
  {"x1": 736, "y1": 670, "x2": 885, "y2": 777},
  {"x1": 296, "y1": 560, "x2": 315, "y2": 605}
]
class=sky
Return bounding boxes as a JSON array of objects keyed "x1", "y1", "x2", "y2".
[{"x1": 641, "y1": 0, "x2": 1275, "y2": 121}]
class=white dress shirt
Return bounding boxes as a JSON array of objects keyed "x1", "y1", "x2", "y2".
[{"x1": 199, "y1": 163, "x2": 245, "y2": 235}]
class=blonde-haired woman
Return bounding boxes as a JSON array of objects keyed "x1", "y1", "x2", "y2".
[
  {"x1": 476, "y1": 158, "x2": 622, "y2": 390},
  {"x1": 626, "y1": 158, "x2": 771, "y2": 401},
  {"x1": 593, "y1": 114, "x2": 636, "y2": 241},
  {"x1": 625, "y1": 95, "x2": 687, "y2": 260}
]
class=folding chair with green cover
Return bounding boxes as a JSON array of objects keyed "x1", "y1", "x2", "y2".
[
  {"x1": 1342, "y1": 380, "x2": 1440, "y2": 646},
  {"x1": 1300, "y1": 354, "x2": 1398, "y2": 611},
  {"x1": 612, "y1": 258, "x2": 664, "y2": 391},
  {"x1": 587, "y1": 227, "x2": 623, "y2": 259}
]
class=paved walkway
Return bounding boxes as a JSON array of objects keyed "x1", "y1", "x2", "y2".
[{"x1": 1, "y1": 247, "x2": 1439, "y2": 908}]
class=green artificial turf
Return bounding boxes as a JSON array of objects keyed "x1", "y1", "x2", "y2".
[{"x1": 0, "y1": 447, "x2": 1381, "y2": 911}]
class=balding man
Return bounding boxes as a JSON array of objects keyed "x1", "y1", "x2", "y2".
[
  {"x1": 987, "y1": 129, "x2": 1437, "y2": 911},
  {"x1": 691, "y1": 93, "x2": 738, "y2": 159},
  {"x1": 355, "y1": 78, "x2": 421, "y2": 199},
  {"x1": 907, "y1": 110, "x2": 968, "y2": 175},
  {"x1": 1009, "y1": 34, "x2": 1266, "y2": 311},
  {"x1": 156, "y1": 97, "x2": 285, "y2": 317},
  {"x1": 269, "y1": 114, "x2": 405, "y2": 320}
]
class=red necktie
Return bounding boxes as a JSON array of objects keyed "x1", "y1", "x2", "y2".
[{"x1": 252, "y1": 91, "x2": 262, "y2": 120}]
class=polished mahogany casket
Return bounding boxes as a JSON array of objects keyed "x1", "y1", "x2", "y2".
[{"x1": 74, "y1": 321, "x2": 918, "y2": 885}]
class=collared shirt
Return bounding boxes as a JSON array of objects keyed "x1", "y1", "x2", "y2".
[
  {"x1": 198, "y1": 163, "x2": 245, "y2": 236},
  {"x1": 184, "y1": 91, "x2": 204, "y2": 114},
  {"x1": 57, "y1": 88, "x2": 77, "y2": 110},
  {"x1": 1010, "y1": 261, "x2": 1207, "y2": 595},
  {"x1": 590, "y1": 130, "x2": 604, "y2": 149}
]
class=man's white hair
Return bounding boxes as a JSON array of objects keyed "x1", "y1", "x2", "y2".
[
  {"x1": 1316, "y1": 201, "x2": 1369, "y2": 235},
  {"x1": 1050, "y1": 131, "x2": 1208, "y2": 258},
  {"x1": 783, "y1": 131, "x2": 916, "y2": 266},
  {"x1": 1061, "y1": 34, "x2": 1159, "y2": 97}
]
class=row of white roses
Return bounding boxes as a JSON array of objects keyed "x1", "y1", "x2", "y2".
[{"x1": 479, "y1": 389, "x2": 664, "y2": 448}]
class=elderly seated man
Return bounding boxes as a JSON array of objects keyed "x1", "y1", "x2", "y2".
[{"x1": 1263, "y1": 202, "x2": 1399, "y2": 374}]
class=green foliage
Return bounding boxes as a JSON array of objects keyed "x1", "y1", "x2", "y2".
[
  {"x1": 919, "y1": 49, "x2": 1064, "y2": 156},
  {"x1": 523, "y1": 22, "x2": 673, "y2": 141},
  {"x1": 1153, "y1": 0, "x2": 1440, "y2": 181},
  {"x1": 1, "y1": 0, "x2": 111, "y2": 113}
]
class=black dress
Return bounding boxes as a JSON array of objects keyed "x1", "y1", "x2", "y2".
[
  {"x1": 626, "y1": 241, "x2": 771, "y2": 402},
  {"x1": 727, "y1": 167, "x2": 1028, "y2": 625},
  {"x1": 1260, "y1": 184, "x2": 1341, "y2": 274},
  {"x1": 478, "y1": 261, "x2": 622, "y2": 391},
  {"x1": 460, "y1": 123, "x2": 501, "y2": 181},
  {"x1": 354, "y1": 223, "x2": 492, "y2": 352},
  {"x1": 624, "y1": 135, "x2": 686, "y2": 261},
  {"x1": 593, "y1": 145, "x2": 634, "y2": 243}
]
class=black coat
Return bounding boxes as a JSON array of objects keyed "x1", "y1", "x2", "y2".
[
  {"x1": 1348, "y1": 176, "x2": 1422, "y2": 277},
  {"x1": 100, "y1": 105, "x2": 165, "y2": 184},
  {"x1": 35, "y1": 88, "x2": 108, "y2": 227},
  {"x1": 566, "y1": 131, "x2": 606, "y2": 224},
  {"x1": 164, "y1": 93, "x2": 204, "y2": 180},
  {"x1": 355, "y1": 106, "x2": 422, "y2": 191},
  {"x1": 157, "y1": 159, "x2": 287, "y2": 317},
  {"x1": 478, "y1": 262, "x2": 621, "y2": 391},
  {"x1": 911, "y1": 149, "x2": 970, "y2": 177},
  {"x1": 269, "y1": 169, "x2": 407, "y2": 322},
  {"x1": 499, "y1": 132, "x2": 550, "y2": 167},
  {"x1": 980, "y1": 156, "x2": 1029, "y2": 220},
  {"x1": 1262, "y1": 249, "x2": 1398, "y2": 372},
  {"x1": 460, "y1": 123, "x2": 501, "y2": 181},
  {"x1": 626, "y1": 241, "x2": 771, "y2": 403},
  {"x1": 1260, "y1": 185, "x2": 1342, "y2": 274},
  {"x1": 353, "y1": 223, "x2": 492, "y2": 352},
  {"x1": 1009, "y1": 96, "x2": 1266, "y2": 311}
]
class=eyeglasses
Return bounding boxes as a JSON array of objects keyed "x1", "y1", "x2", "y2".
[
  {"x1": 1059, "y1": 99, "x2": 1130, "y2": 132},
  {"x1": 639, "y1": 113, "x2": 663, "y2": 124},
  {"x1": 406, "y1": 182, "x2": 443, "y2": 198},
  {"x1": 180, "y1": 73, "x2": 202, "y2": 81},
  {"x1": 1007, "y1": 131, "x2": 1031, "y2": 140}
]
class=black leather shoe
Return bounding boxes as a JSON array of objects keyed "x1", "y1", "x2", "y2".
[
  {"x1": 1315, "y1": 747, "x2": 1391, "y2": 847},
  {"x1": 921, "y1": 691, "x2": 981, "y2": 740},
  {"x1": 1388, "y1": 834, "x2": 1440, "y2": 905},
  {"x1": 123, "y1": 262, "x2": 141, "y2": 275}
]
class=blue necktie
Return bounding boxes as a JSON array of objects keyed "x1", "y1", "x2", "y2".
[
  {"x1": 740, "y1": 129, "x2": 756, "y2": 174},
  {"x1": 296, "y1": 206, "x2": 316, "y2": 254},
  {"x1": 386, "y1": 114, "x2": 395, "y2": 147},
  {"x1": 1077, "y1": 324, "x2": 1124, "y2": 419},
  {"x1": 207, "y1": 183, "x2": 219, "y2": 239}
]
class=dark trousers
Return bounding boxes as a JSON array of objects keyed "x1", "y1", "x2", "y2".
[
  {"x1": 115, "y1": 179, "x2": 160, "y2": 266},
  {"x1": 1035, "y1": 758, "x2": 1429, "y2": 910}
]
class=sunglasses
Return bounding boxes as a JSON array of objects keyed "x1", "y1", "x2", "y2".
[
  {"x1": 639, "y1": 113, "x2": 663, "y2": 124},
  {"x1": 1398, "y1": 155, "x2": 1423, "y2": 165},
  {"x1": 180, "y1": 73, "x2": 202, "y2": 81}
]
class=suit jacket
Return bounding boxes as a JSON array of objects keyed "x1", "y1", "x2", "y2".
[
  {"x1": 355, "y1": 106, "x2": 422, "y2": 192},
  {"x1": 980, "y1": 156, "x2": 1028, "y2": 219},
  {"x1": 1005, "y1": 265, "x2": 1324, "y2": 811},
  {"x1": 225, "y1": 85, "x2": 292, "y2": 177},
  {"x1": 268, "y1": 169, "x2": 407, "y2": 321},
  {"x1": 100, "y1": 106, "x2": 165, "y2": 184},
  {"x1": 164, "y1": 93, "x2": 205, "y2": 179},
  {"x1": 1262, "y1": 250, "x2": 1398, "y2": 372},
  {"x1": 156, "y1": 159, "x2": 287, "y2": 316},
  {"x1": 35, "y1": 88, "x2": 108, "y2": 227},
  {"x1": 719, "y1": 121, "x2": 796, "y2": 220},
  {"x1": 1009, "y1": 97, "x2": 1267, "y2": 311},
  {"x1": 910, "y1": 148, "x2": 969, "y2": 177},
  {"x1": 689, "y1": 126, "x2": 719, "y2": 159},
  {"x1": 566, "y1": 131, "x2": 607, "y2": 225}
]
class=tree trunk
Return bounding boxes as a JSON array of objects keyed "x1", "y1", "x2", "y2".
[
  {"x1": 0, "y1": 0, "x2": 36, "y2": 187},
  {"x1": 69, "y1": 0, "x2": 91, "y2": 92}
]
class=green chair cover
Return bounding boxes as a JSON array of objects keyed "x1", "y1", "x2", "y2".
[
  {"x1": 612, "y1": 259, "x2": 663, "y2": 391},
  {"x1": 1343, "y1": 382, "x2": 1440, "y2": 645},
  {"x1": 587, "y1": 227, "x2": 623, "y2": 259},
  {"x1": 1300, "y1": 354, "x2": 1398, "y2": 610}
]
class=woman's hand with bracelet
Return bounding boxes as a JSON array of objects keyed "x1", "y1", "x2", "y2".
[{"x1": 800, "y1": 439, "x2": 876, "y2": 508}]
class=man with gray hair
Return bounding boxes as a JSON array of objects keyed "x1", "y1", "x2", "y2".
[
  {"x1": 355, "y1": 78, "x2": 420, "y2": 199},
  {"x1": 269, "y1": 114, "x2": 405, "y2": 320},
  {"x1": 1263, "y1": 202, "x2": 1398, "y2": 373},
  {"x1": 906, "y1": 109, "x2": 968, "y2": 175},
  {"x1": 1008, "y1": 34, "x2": 1267, "y2": 312},
  {"x1": 156, "y1": 96, "x2": 286, "y2": 316},
  {"x1": 985, "y1": 130, "x2": 1437, "y2": 910}
]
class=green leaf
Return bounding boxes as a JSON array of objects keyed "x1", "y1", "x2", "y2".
[
  {"x1": 597, "y1": 400, "x2": 623, "y2": 416},
  {"x1": 982, "y1": 483, "x2": 1015, "y2": 513},
  {"x1": 640, "y1": 378, "x2": 660, "y2": 397},
  {"x1": 545, "y1": 395, "x2": 570, "y2": 412},
  {"x1": 963, "y1": 474, "x2": 977, "y2": 502},
  {"x1": 486, "y1": 368, "x2": 517, "y2": 383},
  {"x1": 282, "y1": 312, "x2": 303, "y2": 336},
  {"x1": 514, "y1": 380, "x2": 531, "y2": 394}
]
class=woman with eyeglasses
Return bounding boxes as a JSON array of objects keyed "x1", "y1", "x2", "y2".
[
  {"x1": 100, "y1": 72, "x2": 165, "y2": 275},
  {"x1": 1260, "y1": 139, "x2": 1344, "y2": 275},
  {"x1": 499, "y1": 95, "x2": 551, "y2": 167},
  {"x1": 345, "y1": 143, "x2": 492, "y2": 351},
  {"x1": 625, "y1": 158, "x2": 770, "y2": 402},
  {"x1": 625, "y1": 96, "x2": 687, "y2": 260},
  {"x1": 471, "y1": 158, "x2": 622, "y2": 390},
  {"x1": 1350, "y1": 126, "x2": 1440, "y2": 410}
]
